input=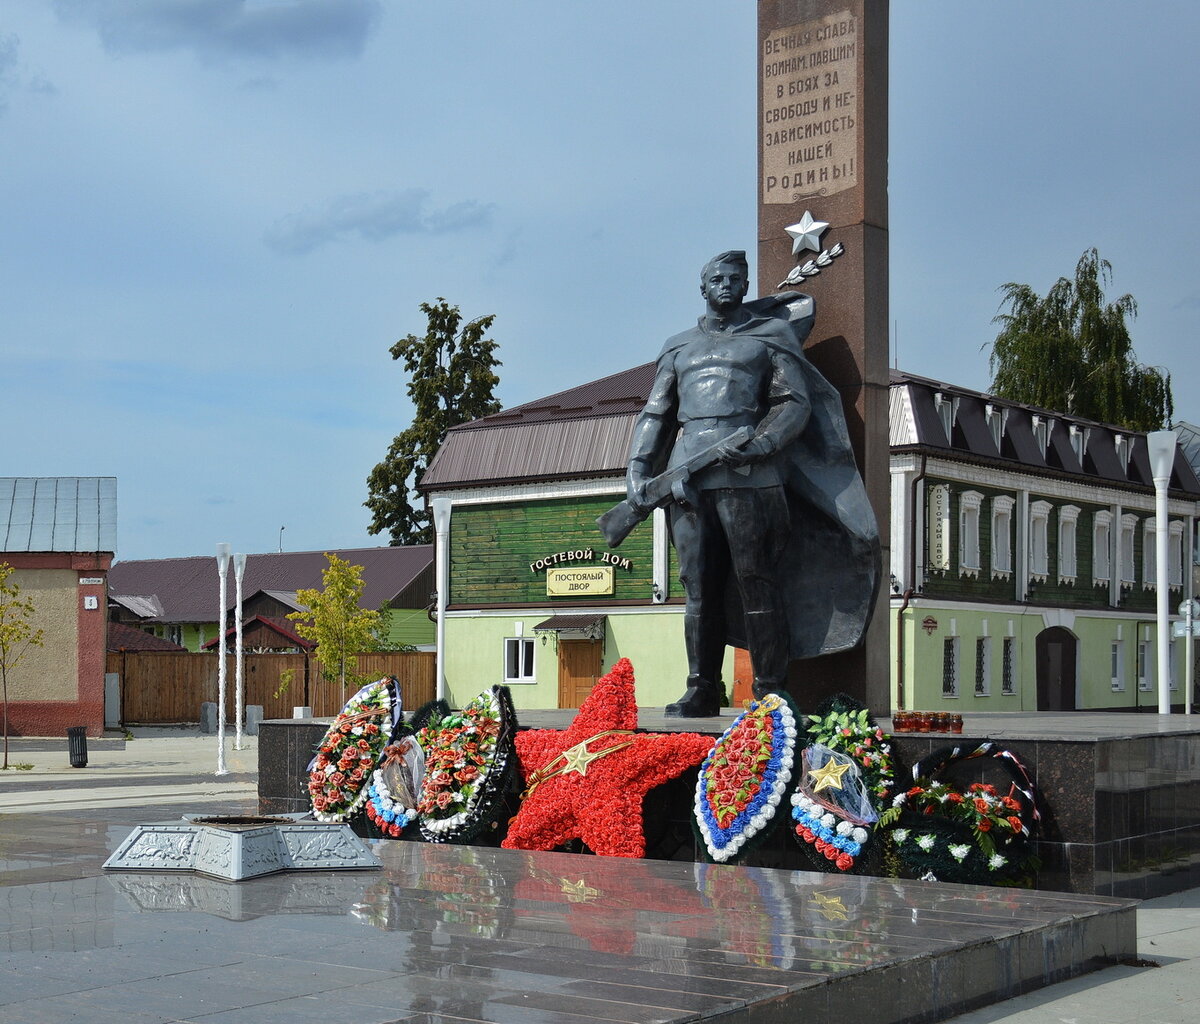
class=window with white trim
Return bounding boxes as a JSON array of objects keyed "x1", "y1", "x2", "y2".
[
  {"x1": 1001, "y1": 636, "x2": 1017, "y2": 695},
  {"x1": 1093, "y1": 510, "x2": 1112, "y2": 583},
  {"x1": 991, "y1": 496, "x2": 1014, "y2": 576},
  {"x1": 1111, "y1": 640, "x2": 1125, "y2": 692},
  {"x1": 1143, "y1": 519, "x2": 1158, "y2": 588},
  {"x1": 503, "y1": 637, "x2": 535, "y2": 682},
  {"x1": 1169, "y1": 521, "x2": 1185, "y2": 587},
  {"x1": 959, "y1": 491, "x2": 983, "y2": 576},
  {"x1": 985, "y1": 403, "x2": 1007, "y2": 451},
  {"x1": 1058, "y1": 505, "x2": 1080, "y2": 582},
  {"x1": 942, "y1": 636, "x2": 960, "y2": 697},
  {"x1": 1030, "y1": 500, "x2": 1052, "y2": 579},
  {"x1": 1114, "y1": 434, "x2": 1130, "y2": 468},
  {"x1": 975, "y1": 636, "x2": 991, "y2": 696},
  {"x1": 1137, "y1": 639, "x2": 1152, "y2": 691},
  {"x1": 1120, "y1": 514, "x2": 1137, "y2": 585},
  {"x1": 1069, "y1": 425, "x2": 1089, "y2": 465},
  {"x1": 1031, "y1": 415, "x2": 1049, "y2": 457},
  {"x1": 934, "y1": 392, "x2": 958, "y2": 443}
]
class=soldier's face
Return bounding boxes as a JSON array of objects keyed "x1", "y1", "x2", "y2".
[{"x1": 702, "y1": 262, "x2": 749, "y2": 312}]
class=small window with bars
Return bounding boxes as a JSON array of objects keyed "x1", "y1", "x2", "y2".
[
  {"x1": 942, "y1": 637, "x2": 959, "y2": 697},
  {"x1": 975, "y1": 636, "x2": 991, "y2": 696},
  {"x1": 1001, "y1": 636, "x2": 1016, "y2": 694}
]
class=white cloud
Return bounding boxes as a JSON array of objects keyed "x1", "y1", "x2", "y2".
[
  {"x1": 54, "y1": 0, "x2": 380, "y2": 62},
  {"x1": 264, "y1": 189, "x2": 494, "y2": 255}
]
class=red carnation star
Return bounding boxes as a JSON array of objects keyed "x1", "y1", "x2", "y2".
[{"x1": 503, "y1": 658, "x2": 714, "y2": 858}]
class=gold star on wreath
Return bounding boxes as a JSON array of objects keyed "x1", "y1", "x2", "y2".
[
  {"x1": 560, "y1": 879, "x2": 601, "y2": 904},
  {"x1": 809, "y1": 757, "x2": 851, "y2": 792},
  {"x1": 560, "y1": 739, "x2": 607, "y2": 777}
]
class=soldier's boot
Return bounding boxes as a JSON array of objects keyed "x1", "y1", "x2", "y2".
[
  {"x1": 745, "y1": 610, "x2": 789, "y2": 700},
  {"x1": 665, "y1": 675, "x2": 722, "y2": 717}
]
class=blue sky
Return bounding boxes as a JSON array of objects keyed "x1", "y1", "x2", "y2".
[{"x1": 3, "y1": 1, "x2": 1197, "y2": 561}]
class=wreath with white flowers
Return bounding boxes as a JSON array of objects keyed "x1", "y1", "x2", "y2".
[
  {"x1": 306, "y1": 678, "x2": 396, "y2": 822},
  {"x1": 693, "y1": 692, "x2": 798, "y2": 863},
  {"x1": 416, "y1": 685, "x2": 518, "y2": 844},
  {"x1": 790, "y1": 695, "x2": 894, "y2": 874},
  {"x1": 880, "y1": 741, "x2": 1040, "y2": 885}
]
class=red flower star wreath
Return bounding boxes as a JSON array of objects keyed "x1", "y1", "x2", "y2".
[{"x1": 502, "y1": 658, "x2": 714, "y2": 858}]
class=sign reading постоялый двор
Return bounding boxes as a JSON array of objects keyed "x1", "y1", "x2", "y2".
[
  {"x1": 761, "y1": 10, "x2": 858, "y2": 204},
  {"x1": 546, "y1": 567, "x2": 614, "y2": 597}
]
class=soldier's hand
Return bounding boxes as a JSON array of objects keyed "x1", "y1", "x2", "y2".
[{"x1": 716, "y1": 434, "x2": 773, "y2": 466}]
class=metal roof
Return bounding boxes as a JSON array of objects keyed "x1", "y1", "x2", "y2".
[
  {"x1": 890, "y1": 371, "x2": 1200, "y2": 497},
  {"x1": 0, "y1": 477, "x2": 117, "y2": 553},
  {"x1": 108, "y1": 545, "x2": 433, "y2": 624},
  {"x1": 420, "y1": 364, "x2": 653, "y2": 490}
]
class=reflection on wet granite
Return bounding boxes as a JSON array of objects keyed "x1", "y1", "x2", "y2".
[{"x1": 0, "y1": 815, "x2": 1137, "y2": 1024}]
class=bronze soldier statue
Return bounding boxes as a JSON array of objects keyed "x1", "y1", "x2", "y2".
[{"x1": 610, "y1": 250, "x2": 878, "y2": 716}]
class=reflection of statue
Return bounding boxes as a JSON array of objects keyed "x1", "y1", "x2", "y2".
[{"x1": 620, "y1": 250, "x2": 878, "y2": 716}]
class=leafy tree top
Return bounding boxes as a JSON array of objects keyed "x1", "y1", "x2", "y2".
[
  {"x1": 988, "y1": 248, "x2": 1173, "y2": 431},
  {"x1": 365, "y1": 299, "x2": 501, "y2": 544}
]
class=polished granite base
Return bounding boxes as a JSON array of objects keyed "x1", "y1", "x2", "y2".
[
  {"x1": 260, "y1": 711, "x2": 1200, "y2": 899},
  {"x1": 0, "y1": 812, "x2": 1135, "y2": 1024}
]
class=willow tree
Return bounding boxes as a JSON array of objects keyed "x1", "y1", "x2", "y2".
[
  {"x1": 988, "y1": 248, "x2": 1173, "y2": 431},
  {"x1": 365, "y1": 299, "x2": 501, "y2": 544}
]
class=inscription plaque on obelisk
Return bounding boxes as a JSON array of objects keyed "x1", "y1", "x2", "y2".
[{"x1": 758, "y1": 0, "x2": 889, "y2": 712}]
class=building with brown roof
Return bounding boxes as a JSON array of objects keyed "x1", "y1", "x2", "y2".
[{"x1": 108, "y1": 545, "x2": 435, "y2": 653}]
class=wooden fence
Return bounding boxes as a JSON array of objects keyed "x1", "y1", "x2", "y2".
[{"x1": 107, "y1": 650, "x2": 437, "y2": 724}]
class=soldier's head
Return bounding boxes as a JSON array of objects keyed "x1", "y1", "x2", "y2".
[{"x1": 700, "y1": 250, "x2": 750, "y2": 314}]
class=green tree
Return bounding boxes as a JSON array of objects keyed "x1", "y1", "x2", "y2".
[
  {"x1": 988, "y1": 248, "x2": 1173, "y2": 430},
  {"x1": 0, "y1": 563, "x2": 46, "y2": 770},
  {"x1": 365, "y1": 299, "x2": 501, "y2": 544},
  {"x1": 287, "y1": 554, "x2": 381, "y2": 706}
]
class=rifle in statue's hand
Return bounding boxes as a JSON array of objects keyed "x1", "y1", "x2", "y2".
[{"x1": 596, "y1": 426, "x2": 755, "y2": 548}]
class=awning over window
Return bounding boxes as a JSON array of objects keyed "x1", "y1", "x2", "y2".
[{"x1": 532, "y1": 614, "x2": 606, "y2": 640}]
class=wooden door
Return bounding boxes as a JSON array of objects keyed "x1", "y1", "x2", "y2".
[
  {"x1": 1036, "y1": 627, "x2": 1078, "y2": 711},
  {"x1": 558, "y1": 639, "x2": 602, "y2": 709}
]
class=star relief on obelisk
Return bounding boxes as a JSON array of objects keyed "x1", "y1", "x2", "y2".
[{"x1": 784, "y1": 210, "x2": 829, "y2": 255}]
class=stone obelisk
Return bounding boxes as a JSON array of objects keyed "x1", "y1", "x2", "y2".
[{"x1": 757, "y1": 0, "x2": 890, "y2": 711}]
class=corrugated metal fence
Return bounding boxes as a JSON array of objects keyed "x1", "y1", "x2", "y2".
[{"x1": 107, "y1": 651, "x2": 436, "y2": 724}]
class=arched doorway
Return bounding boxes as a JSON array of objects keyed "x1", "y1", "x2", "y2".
[{"x1": 1036, "y1": 626, "x2": 1078, "y2": 711}]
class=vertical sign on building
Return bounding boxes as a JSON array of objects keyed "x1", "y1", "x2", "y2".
[{"x1": 758, "y1": 0, "x2": 889, "y2": 710}]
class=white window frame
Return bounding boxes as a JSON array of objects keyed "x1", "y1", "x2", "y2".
[
  {"x1": 991, "y1": 495, "x2": 1014, "y2": 578},
  {"x1": 1120, "y1": 513, "x2": 1138, "y2": 585},
  {"x1": 934, "y1": 392, "x2": 958, "y2": 443},
  {"x1": 1058, "y1": 505, "x2": 1081, "y2": 583},
  {"x1": 503, "y1": 636, "x2": 536, "y2": 683},
  {"x1": 1031, "y1": 415, "x2": 1049, "y2": 457},
  {"x1": 1114, "y1": 433, "x2": 1130, "y2": 468},
  {"x1": 985, "y1": 403, "x2": 1008, "y2": 451},
  {"x1": 959, "y1": 490, "x2": 983, "y2": 577},
  {"x1": 975, "y1": 636, "x2": 991, "y2": 696},
  {"x1": 1169, "y1": 521, "x2": 1185, "y2": 587},
  {"x1": 1111, "y1": 639, "x2": 1125, "y2": 692},
  {"x1": 1030, "y1": 500, "x2": 1052, "y2": 580},
  {"x1": 1069, "y1": 425, "x2": 1089, "y2": 465},
  {"x1": 1001, "y1": 635, "x2": 1017, "y2": 695},
  {"x1": 1137, "y1": 637, "x2": 1153, "y2": 691},
  {"x1": 942, "y1": 636, "x2": 960, "y2": 698},
  {"x1": 1093, "y1": 510, "x2": 1112, "y2": 583},
  {"x1": 1143, "y1": 519, "x2": 1158, "y2": 589}
]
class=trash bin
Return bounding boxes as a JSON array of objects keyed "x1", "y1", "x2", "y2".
[{"x1": 67, "y1": 726, "x2": 88, "y2": 768}]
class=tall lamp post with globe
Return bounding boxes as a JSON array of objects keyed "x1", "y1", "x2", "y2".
[
  {"x1": 214, "y1": 543, "x2": 232, "y2": 774},
  {"x1": 1147, "y1": 430, "x2": 1178, "y2": 715}
]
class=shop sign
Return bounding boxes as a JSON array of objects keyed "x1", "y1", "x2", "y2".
[
  {"x1": 530, "y1": 548, "x2": 631, "y2": 573},
  {"x1": 546, "y1": 566, "x2": 614, "y2": 597},
  {"x1": 921, "y1": 616, "x2": 938, "y2": 636}
]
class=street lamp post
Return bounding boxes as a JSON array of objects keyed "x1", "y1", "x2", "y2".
[
  {"x1": 1147, "y1": 430, "x2": 1178, "y2": 715},
  {"x1": 215, "y1": 543, "x2": 231, "y2": 774},
  {"x1": 233, "y1": 552, "x2": 247, "y2": 750}
]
